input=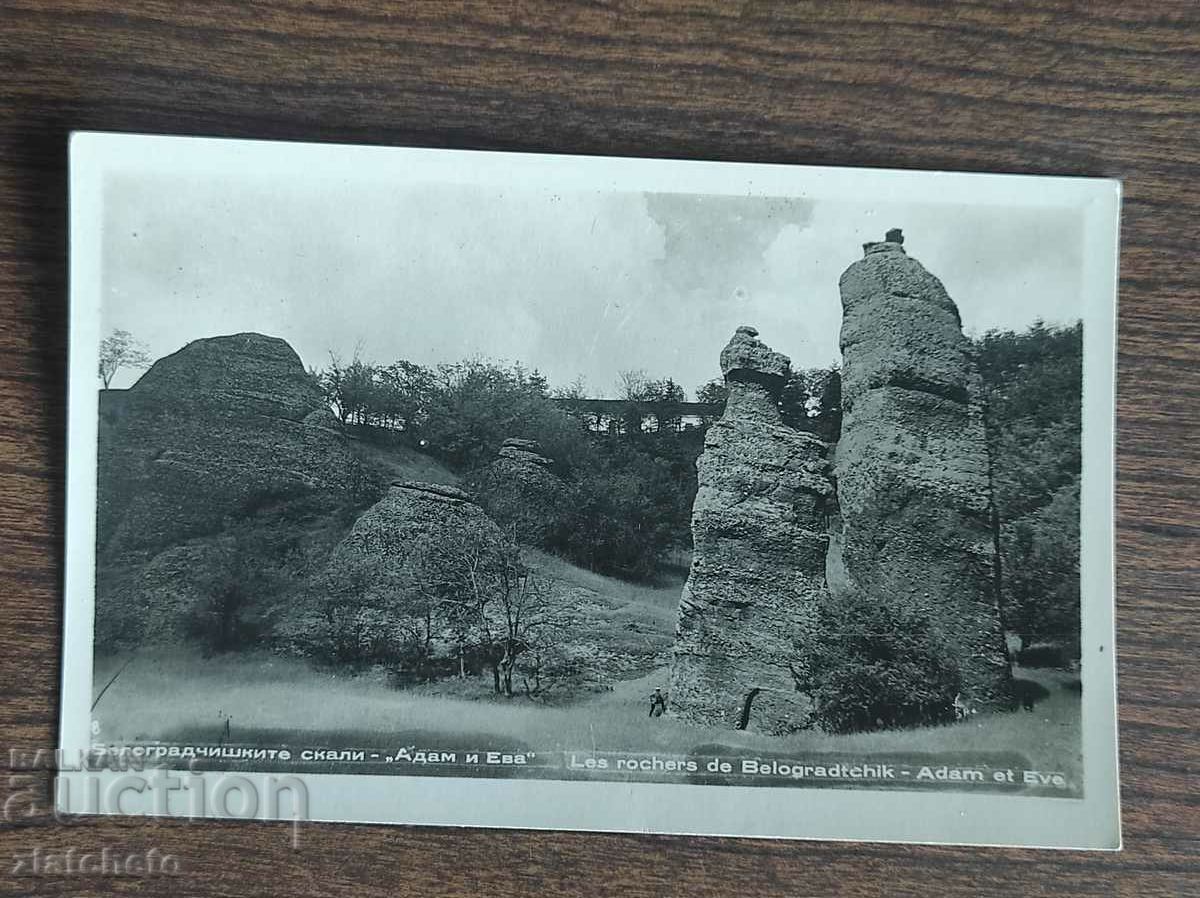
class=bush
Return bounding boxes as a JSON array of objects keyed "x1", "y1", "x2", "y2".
[
  {"x1": 794, "y1": 591, "x2": 962, "y2": 733},
  {"x1": 1016, "y1": 641, "x2": 1076, "y2": 669},
  {"x1": 185, "y1": 539, "x2": 282, "y2": 653}
]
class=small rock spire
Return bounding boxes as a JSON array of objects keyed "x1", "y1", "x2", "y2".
[
  {"x1": 862, "y1": 227, "x2": 907, "y2": 256},
  {"x1": 719, "y1": 325, "x2": 791, "y2": 386}
]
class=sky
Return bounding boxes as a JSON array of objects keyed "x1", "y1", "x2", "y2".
[{"x1": 100, "y1": 171, "x2": 1085, "y2": 395}]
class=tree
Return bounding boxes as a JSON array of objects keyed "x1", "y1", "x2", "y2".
[
  {"x1": 98, "y1": 329, "x2": 151, "y2": 388},
  {"x1": 404, "y1": 528, "x2": 564, "y2": 696},
  {"x1": 376, "y1": 359, "x2": 436, "y2": 431},
  {"x1": 695, "y1": 378, "x2": 728, "y2": 425},
  {"x1": 616, "y1": 369, "x2": 650, "y2": 434},
  {"x1": 188, "y1": 533, "x2": 287, "y2": 654},
  {"x1": 418, "y1": 358, "x2": 589, "y2": 471},
  {"x1": 643, "y1": 377, "x2": 686, "y2": 432},
  {"x1": 974, "y1": 321, "x2": 1082, "y2": 654},
  {"x1": 316, "y1": 352, "x2": 380, "y2": 426},
  {"x1": 695, "y1": 378, "x2": 728, "y2": 405},
  {"x1": 779, "y1": 369, "x2": 812, "y2": 430}
]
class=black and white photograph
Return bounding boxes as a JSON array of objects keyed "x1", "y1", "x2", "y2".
[{"x1": 60, "y1": 133, "x2": 1120, "y2": 848}]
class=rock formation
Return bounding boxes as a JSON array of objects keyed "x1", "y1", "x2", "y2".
[
  {"x1": 835, "y1": 231, "x2": 1012, "y2": 709},
  {"x1": 473, "y1": 438, "x2": 569, "y2": 545},
  {"x1": 668, "y1": 327, "x2": 834, "y2": 734},
  {"x1": 97, "y1": 333, "x2": 357, "y2": 558},
  {"x1": 327, "y1": 480, "x2": 507, "y2": 587},
  {"x1": 298, "y1": 480, "x2": 515, "y2": 657}
]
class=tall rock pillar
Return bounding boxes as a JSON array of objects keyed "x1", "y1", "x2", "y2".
[
  {"x1": 835, "y1": 231, "x2": 1012, "y2": 710},
  {"x1": 668, "y1": 326, "x2": 833, "y2": 734}
]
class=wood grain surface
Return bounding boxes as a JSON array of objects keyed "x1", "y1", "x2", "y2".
[{"x1": 1, "y1": 2, "x2": 1198, "y2": 895}]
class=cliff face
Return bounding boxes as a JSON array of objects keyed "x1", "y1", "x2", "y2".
[
  {"x1": 97, "y1": 333, "x2": 355, "y2": 559},
  {"x1": 835, "y1": 234, "x2": 1012, "y2": 709},
  {"x1": 668, "y1": 327, "x2": 833, "y2": 734}
]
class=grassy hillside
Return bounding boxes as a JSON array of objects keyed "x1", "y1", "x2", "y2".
[
  {"x1": 96, "y1": 544, "x2": 685, "y2": 732},
  {"x1": 349, "y1": 432, "x2": 461, "y2": 486}
]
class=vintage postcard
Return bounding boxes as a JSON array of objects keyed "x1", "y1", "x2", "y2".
[{"x1": 60, "y1": 133, "x2": 1120, "y2": 848}]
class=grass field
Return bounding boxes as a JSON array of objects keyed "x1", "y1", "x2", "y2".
[
  {"x1": 93, "y1": 650, "x2": 1082, "y2": 791},
  {"x1": 92, "y1": 547, "x2": 1082, "y2": 794}
]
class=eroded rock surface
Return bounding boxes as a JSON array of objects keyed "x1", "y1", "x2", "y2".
[
  {"x1": 836, "y1": 233, "x2": 1012, "y2": 709},
  {"x1": 473, "y1": 438, "x2": 569, "y2": 545},
  {"x1": 329, "y1": 480, "x2": 502, "y2": 580},
  {"x1": 668, "y1": 326, "x2": 833, "y2": 734},
  {"x1": 97, "y1": 333, "x2": 355, "y2": 558},
  {"x1": 308, "y1": 480, "x2": 513, "y2": 639}
]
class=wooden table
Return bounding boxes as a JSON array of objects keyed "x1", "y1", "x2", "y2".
[{"x1": 1, "y1": 3, "x2": 1197, "y2": 895}]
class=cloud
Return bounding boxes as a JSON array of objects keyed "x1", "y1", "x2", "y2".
[{"x1": 101, "y1": 172, "x2": 1083, "y2": 396}]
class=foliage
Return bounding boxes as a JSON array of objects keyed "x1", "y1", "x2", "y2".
[
  {"x1": 408, "y1": 528, "x2": 567, "y2": 696},
  {"x1": 314, "y1": 353, "x2": 436, "y2": 432},
  {"x1": 291, "y1": 522, "x2": 567, "y2": 695},
  {"x1": 694, "y1": 378, "x2": 728, "y2": 425},
  {"x1": 697, "y1": 365, "x2": 842, "y2": 440},
  {"x1": 98, "y1": 329, "x2": 151, "y2": 389},
  {"x1": 793, "y1": 590, "x2": 962, "y2": 733},
  {"x1": 309, "y1": 349, "x2": 842, "y2": 585},
  {"x1": 781, "y1": 365, "x2": 842, "y2": 441},
  {"x1": 614, "y1": 369, "x2": 688, "y2": 432},
  {"x1": 695, "y1": 378, "x2": 728, "y2": 405},
  {"x1": 549, "y1": 436, "x2": 694, "y2": 581},
  {"x1": 420, "y1": 360, "x2": 573, "y2": 471},
  {"x1": 186, "y1": 533, "x2": 291, "y2": 654},
  {"x1": 285, "y1": 552, "x2": 411, "y2": 667},
  {"x1": 314, "y1": 353, "x2": 702, "y2": 581},
  {"x1": 974, "y1": 321, "x2": 1082, "y2": 652}
]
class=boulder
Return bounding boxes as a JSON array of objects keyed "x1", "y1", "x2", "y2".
[
  {"x1": 473, "y1": 438, "x2": 569, "y2": 545},
  {"x1": 668, "y1": 326, "x2": 833, "y2": 734},
  {"x1": 835, "y1": 233, "x2": 1013, "y2": 710},
  {"x1": 96, "y1": 333, "x2": 356, "y2": 558},
  {"x1": 326, "y1": 480, "x2": 509, "y2": 598}
]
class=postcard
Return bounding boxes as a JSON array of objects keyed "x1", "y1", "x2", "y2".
[{"x1": 59, "y1": 132, "x2": 1121, "y2": 848}]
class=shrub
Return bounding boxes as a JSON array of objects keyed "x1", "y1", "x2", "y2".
[
  {"x1": 794, "y1": 591, "x2": 962, "y2": 733},
  {"x1": 185, "y1": 538, "x2": 286, "y2": 654}
]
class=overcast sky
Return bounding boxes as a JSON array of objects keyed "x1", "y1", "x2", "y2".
[{"x1": 100, "y1": 172, "x2": 1085, "y2": 395}]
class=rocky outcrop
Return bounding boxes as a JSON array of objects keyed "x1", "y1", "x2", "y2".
[
  {"x1": 94, "y1": 544, "x2": 219, "y2": 648},
  {"x1": 668, "y1": 327, "x2": 833, "y2": 734},
  {"x1": 313, "y1": 481, "x2": 513, "y2": 634},
  {"x1": 835, "y1": 231, "x2": 1012, "y2": 709},
  {"x1": 328, "y1": 480, "x2": 505, "y2": 583},
  {"x1": 473, "y1": 438, "x2": 569, "y2": 545},
  {"x1": 97, "y1": 333, "x2": 357, "y2": 558}
]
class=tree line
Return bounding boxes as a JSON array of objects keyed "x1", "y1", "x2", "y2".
[
  {"x1": 310, "y1": 352, "x2": 843, "y2": 582},
  {"x1": 975, "y1": 321, "x2": 1082, "y2": 656}
]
